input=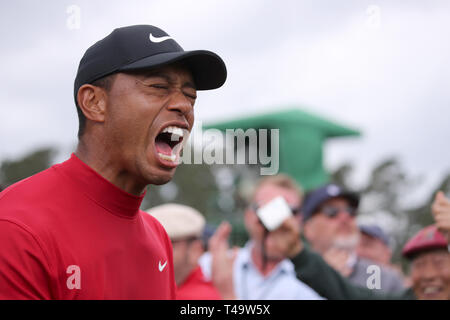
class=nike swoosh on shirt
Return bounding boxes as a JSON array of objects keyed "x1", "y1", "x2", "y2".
[
  {"x1": 149, "y1": 33, "x2": 173, "y2": 43},
  {"x1": 158, "y1": 260, "x2": 168, "y2": 272}
]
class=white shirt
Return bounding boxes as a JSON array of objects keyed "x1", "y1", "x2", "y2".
[{"x1": 199, "y1": 241, "x2": 324, "y2": 300}]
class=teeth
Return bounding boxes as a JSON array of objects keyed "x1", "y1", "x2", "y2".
[
  {"x1": 162, "y1": 126, "x2": 184, "y2": 142},
  {"x1": 158, "y1": 153, "x2": 177, "y2": 162},
  {"x1": 423, "y1": 287, "x2": 440, "y2": 294}
]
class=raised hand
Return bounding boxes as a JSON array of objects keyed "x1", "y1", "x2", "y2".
[
  {"x1": 431, "y1": 191, "x2": 450, "y2": 243},
  {"x1": 208, "y1": 221, "x2": 238, "y2": 300}
]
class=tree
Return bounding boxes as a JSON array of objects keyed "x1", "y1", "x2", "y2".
[
  {"x1": 0, "y1": 147, "x2": 56, "y2": 187},
  {"x1": 142, "y1": 161, "x2": 261, "y2": 247}
]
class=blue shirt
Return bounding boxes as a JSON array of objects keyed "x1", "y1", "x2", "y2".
[{"x1": 199, "y1": 241, "x2": 324, "y2": 300}]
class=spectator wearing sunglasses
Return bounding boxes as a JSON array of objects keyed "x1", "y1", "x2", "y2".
[
  {"x1": 199, "y1": 174, "x2": 323, "y2": 299},
  {"x1": 302, "y1": 184, "x2": 405, "y2": 294}
]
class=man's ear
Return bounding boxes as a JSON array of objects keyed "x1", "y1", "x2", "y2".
[
  {"x1": 243, "y1": 209, "x2": 253, "y2": 232},
  {"x1": 77, "y1": 84, "x2": 108, "y2": 123},
  {"x1": 295, "y1": 213, "x2": 303, "y2": 228},
  {"x1": 302, "y1": 218, "x2": 312, "y2": 239}
]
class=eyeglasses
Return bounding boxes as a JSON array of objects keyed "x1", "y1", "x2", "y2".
[
  {"x1": 317, "y1": 205, "x2": 357, "y2": 218},
  {"x1": 250, "y1": 203, "x2": 302, "y2": 215}
]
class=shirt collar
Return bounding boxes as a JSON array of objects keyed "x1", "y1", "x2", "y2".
[
  {"x1": 56, "y1": 153, "x2": 145, "y2": 218},
  {"x1": 239, "y1": 241, "x2": 295, "y2": 275}
]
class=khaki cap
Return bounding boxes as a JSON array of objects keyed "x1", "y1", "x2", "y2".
[{"x1": 146, "y1": 204, "x2": 205, "y2": 240}]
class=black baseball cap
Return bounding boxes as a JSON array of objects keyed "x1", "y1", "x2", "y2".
[
  {"x1": 74, "y1": 25, "x2": 227, "y2": 105},
  {"x1": 302, "y1": 184, "x2": 359, "y2": 221}
]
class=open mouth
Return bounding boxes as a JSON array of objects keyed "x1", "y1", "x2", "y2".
[{"x1": 155, "y1": 126, "x2": 186, "y2": 164}]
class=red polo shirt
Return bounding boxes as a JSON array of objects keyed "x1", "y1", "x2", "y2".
[
  {"x1": 176, "y1": 266, "x2": 222, "y2": 300},
  {"x1": 0, "y1": 154, "x2": 176, "y2": 300}
]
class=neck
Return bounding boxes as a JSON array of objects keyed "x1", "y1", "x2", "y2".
[
  {"x1": 175, "y1": 264, "x2": 196, "y2": 287},
  {"x1": 75, "y1": 139, "x2": 146, "y2": 196},
  {"x1": 250, "y1": 245, "x2": 281, "y2": 277}
]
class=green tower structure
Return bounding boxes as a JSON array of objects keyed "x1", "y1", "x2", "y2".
[{"x1": 203, "y1": 107, "x2": 360, "y2": 191}]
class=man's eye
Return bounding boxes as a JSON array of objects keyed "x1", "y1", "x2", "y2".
[
  {"x1": 433, "y1": 257, "x2": 446, "y2": 266},
  {"x1": 150, "y1": 84, "x2": 169, "y2": 89},
  {"x1": 183, "y1": 90, "x2": 197, "y2": 100}
]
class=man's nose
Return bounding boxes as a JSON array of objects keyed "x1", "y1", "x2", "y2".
[
  {"x1": 336, "y1": 210, "x2": 354, "y2": 222},
  {"x1": 421, "y1": 261, "x2": 440, "y2": 280},
  {"x1": 166, "y1": 90, "x2": 193, "y2": 115}
]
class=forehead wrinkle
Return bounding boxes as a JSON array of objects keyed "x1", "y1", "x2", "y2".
[
  {"x1": 140, "y1": 68, "x2": 196, "y2": 90},
  {"x1": 141, "y1": 70, "x2": 172, "y2": 82}
]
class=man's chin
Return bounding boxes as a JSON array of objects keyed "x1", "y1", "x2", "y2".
[
  {"x1": 147, "y1": 169, "x2": 176, "y2": 185},
  {"x1": 150, "y1": 175, "x2": 173, "y2": 186},
  {"x1": 332, "y1": 234, "x2": 360, "y2": 251},
  {"x1": 141, "y1": 155, "x2": 178, "y2": 185}
]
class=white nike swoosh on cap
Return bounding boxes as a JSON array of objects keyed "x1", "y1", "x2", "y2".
[
  {"x1": 158, "y1": 260, "x2": 168, "y2": 272},
  {"x1": 149, "y1": 33, "x2": 173, "y2": 43}
]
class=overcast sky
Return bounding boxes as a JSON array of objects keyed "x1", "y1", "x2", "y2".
[{"x1": 1, "y1": 0, "x2": 449, "y2": 202}]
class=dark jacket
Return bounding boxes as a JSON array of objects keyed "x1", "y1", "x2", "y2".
[
  {"x1": 290, "y1": 246, "x2": 416, "y2": 300},
  {"x1": 347, "y1": 256, "x2": 405, "y2": 294}
]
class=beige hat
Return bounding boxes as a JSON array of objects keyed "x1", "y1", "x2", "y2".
[{"x1": 146, "y1": 204, "x2": 205, "y2": 240}]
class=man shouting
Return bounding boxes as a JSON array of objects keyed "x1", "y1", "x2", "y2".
[{"x1": 0, "y1": 25, "x2": 226, "y2": 299}]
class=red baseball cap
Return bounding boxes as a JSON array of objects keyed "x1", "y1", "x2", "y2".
[{"x1": 402, "y1": 225, "x2": 449, "y2": 259}]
